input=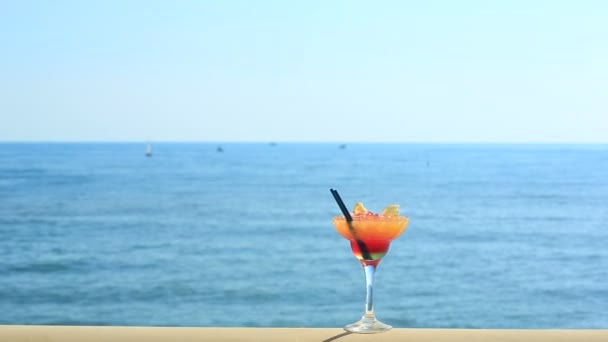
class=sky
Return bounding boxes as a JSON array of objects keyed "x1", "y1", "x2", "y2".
[{"x1": 1, "y1": 0, "x2": 607, "y2": 143}]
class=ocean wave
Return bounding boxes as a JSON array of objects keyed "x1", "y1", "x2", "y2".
[{"x1": 5, "y1": 260, "x2": 89, "y2": 274}]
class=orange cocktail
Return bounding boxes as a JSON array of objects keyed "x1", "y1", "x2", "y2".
[
  {"x1": 333, "y1": 206, "x2": 408, "y2": 266},
  {"x1": 330, "y1": 192, "x2": 410, "y2": 334}
]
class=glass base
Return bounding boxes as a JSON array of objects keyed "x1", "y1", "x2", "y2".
[{"x1": 344, "y1": 316, "x2": 392, "y2": 334}]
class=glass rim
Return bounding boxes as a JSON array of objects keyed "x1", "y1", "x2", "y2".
[{"x1": 333, "y1": 215, "x2": 409, "y2": 222}]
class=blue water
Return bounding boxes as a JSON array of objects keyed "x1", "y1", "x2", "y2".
[{"x1": 1, "y1": 143, "x2": 607, "y2": 328}]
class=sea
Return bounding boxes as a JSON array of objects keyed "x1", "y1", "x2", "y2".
[{"x1": 1, "y1": 143, "x2": 607, "y2": 328}]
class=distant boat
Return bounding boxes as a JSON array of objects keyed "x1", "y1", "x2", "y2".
[
  {"x1": 217, "y1": 146, "x2": 224, "y2": 153},
  {"x1": 145, "y1": 143, "x2": 153, "y2": 157},
  {"x1": 339, "y1": 144, "x2": 346, "y2": 149}
]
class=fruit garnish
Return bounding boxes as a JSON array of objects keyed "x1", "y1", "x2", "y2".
[
  {"x1": 381, "y1": 204, "x2": 400, "y2": 216},
  {"x1": 353, "y1": 202, "x2": 368, "y2": 215}
]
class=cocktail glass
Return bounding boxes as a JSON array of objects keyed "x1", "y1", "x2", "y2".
[{"x1": 333, "y1": 207, "x2": 409, "y2": 333}]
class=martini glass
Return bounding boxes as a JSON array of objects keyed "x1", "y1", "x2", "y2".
[{"x1": 332, "y1": 198, "x2": 409, "y2": 333}]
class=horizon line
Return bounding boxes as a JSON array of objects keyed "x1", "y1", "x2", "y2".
[{"x1": 1, "y1": 140, "x2": 608, "y2": 145}]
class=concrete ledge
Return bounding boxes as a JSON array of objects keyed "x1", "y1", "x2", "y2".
[{"x1": 1, "y1": 325, "x2": 607, "y2": 342}]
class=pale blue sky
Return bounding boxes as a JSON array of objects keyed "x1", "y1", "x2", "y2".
[{"x1": 1, "y1": 1, "x2": 607, "y2": 142}]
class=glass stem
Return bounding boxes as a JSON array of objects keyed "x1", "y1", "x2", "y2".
[{"x1": 363, "y1": 264, "x2": 376, "y2": 318}]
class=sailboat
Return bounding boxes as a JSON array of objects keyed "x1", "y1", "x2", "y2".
[{"x1": 145, "y1": 143, "x2": 153, "y2": 157}]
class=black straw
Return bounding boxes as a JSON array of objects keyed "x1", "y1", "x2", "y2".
[
  {"x1": 330, "y1": 188, "x2": 353, "y2": 222},
  {"x1": 330, "y1": 188, "x2": 371, "y2": 260}
]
